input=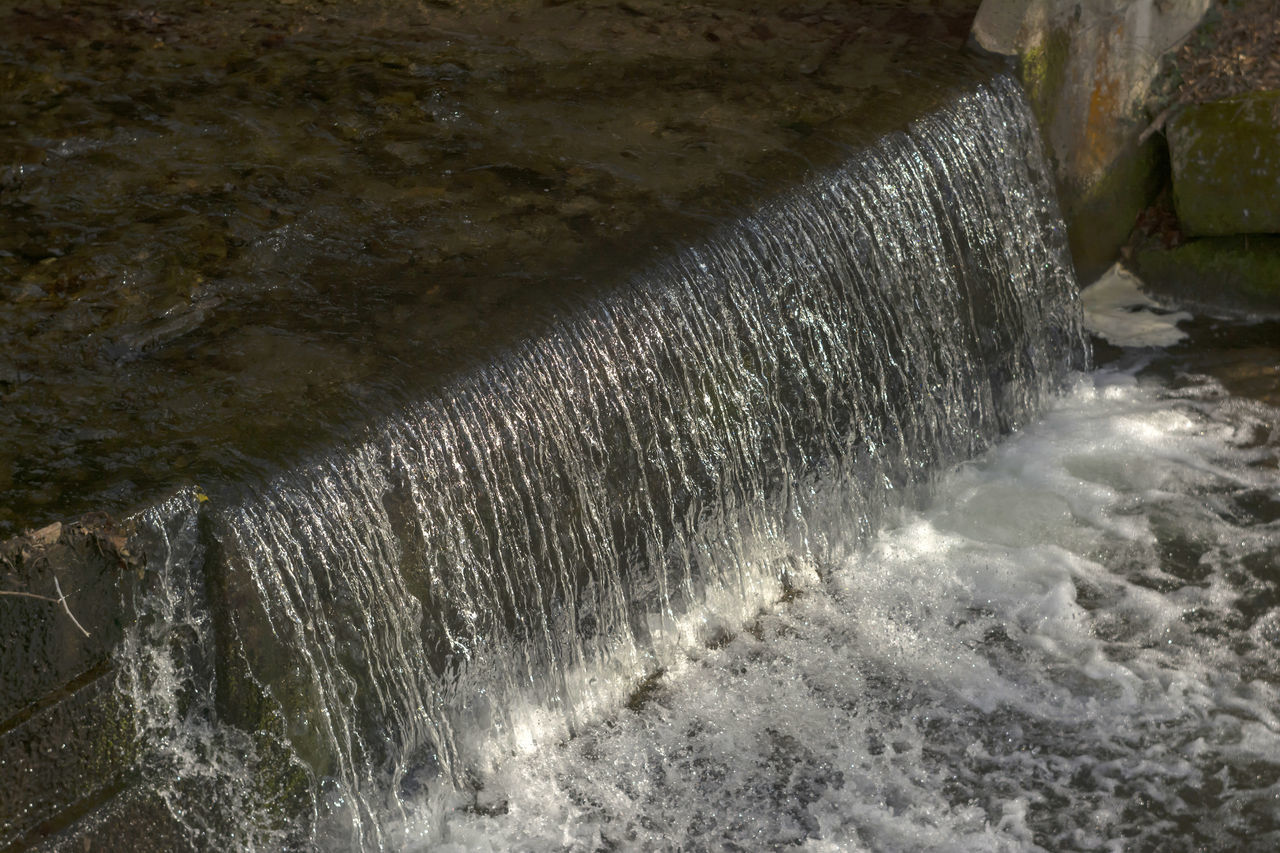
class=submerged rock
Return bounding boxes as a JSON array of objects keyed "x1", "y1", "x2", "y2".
[{"x1": 1167, "y1": 90, "x2": 1280, "y2": 236}]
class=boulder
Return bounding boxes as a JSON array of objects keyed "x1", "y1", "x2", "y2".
[
  {"x1": 1131, "y1": 235, "x2": 1280, "y2": 316},
  {"x1": 1167, "y1": 91, "x2": 1280, "y2": 236}
]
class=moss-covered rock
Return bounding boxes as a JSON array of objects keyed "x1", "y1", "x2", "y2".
[
  {"x1": 1167, "y1": 91, "x2": 1280, "y2": 236},
  {"x1": 1132, "y1": 235, "x2": 1280, "y2": 316}
]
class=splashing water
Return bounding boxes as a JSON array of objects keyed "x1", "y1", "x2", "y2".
[
  {"x1": 118, "y1": 76, "x2": 1090, "y2": 849},
  {"x1": 441, "y1": 369, "x2": 1280, "y2": 852}
]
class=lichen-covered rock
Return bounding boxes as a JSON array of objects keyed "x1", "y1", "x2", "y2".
[
  {"x1": 1132, "y1": 235, "x2": 1280, "y2": 316},
  {"x1": 1167, "y1": 91, "x2": 1280, "y2": 236}
]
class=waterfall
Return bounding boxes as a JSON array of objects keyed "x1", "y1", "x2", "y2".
[{"x1": 119, "y1": 75, "x2": 1089, "y2": 850}]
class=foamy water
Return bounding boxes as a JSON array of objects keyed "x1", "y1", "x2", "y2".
[
  {"x1": 1080, "y1": 264, "x2": 1191, "y2": 348},
  {"x1": 436, "y1": 369, "x2": 1280, "y2": 851}
]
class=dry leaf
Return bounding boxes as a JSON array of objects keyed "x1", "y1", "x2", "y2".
[{"x1": 31, "y1": 521, "x2": 62, "y2": 547}]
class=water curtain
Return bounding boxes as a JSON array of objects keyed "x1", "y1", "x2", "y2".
[{"x1": 122, "y1": 76, "x2": 1088, "y2": 850}]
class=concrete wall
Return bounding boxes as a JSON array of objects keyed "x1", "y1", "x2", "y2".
[{"x1": 972, "y1": 0, "x2": 1210, "y2": 280}]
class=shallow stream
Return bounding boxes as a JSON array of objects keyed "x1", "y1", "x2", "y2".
[{"x1": 0, "y1": 0, "x2": 981, "y2": 535}]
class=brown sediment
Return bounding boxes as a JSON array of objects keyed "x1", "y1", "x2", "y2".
[
  {"x1": 0, "y1": 0, "x2": 985, "y2": 536},
  {"x1": 1166, "y1": 0, "x2": 1280, "y2": 105}
]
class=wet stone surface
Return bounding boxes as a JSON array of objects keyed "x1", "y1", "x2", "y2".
[
  {"x1": 0, "y1": 0, "x2": 983, "y2": 534},
  {"x1": 1167, "y1": 90, "x2": 1280, "y2": 236}
]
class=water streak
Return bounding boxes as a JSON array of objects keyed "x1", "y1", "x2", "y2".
[{"x1": 121, "y1": 76, "x2": 1087, "y2": 849}]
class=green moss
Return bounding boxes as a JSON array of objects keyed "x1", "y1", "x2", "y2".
[
  {"x1": 210, "y1": 647, "x2": 324, "y2": 835},
  {"x1": 1167, "y1": 91, "x2": 1280, "y2": 236},
  {"x1": 1066, "y1": 134, "x2": 1168, "y2": 282},
  {"x1": 1019, "y1": 26, "x2": 1070, "y2": 134},
  {"x1": 1133, "y1": 235, "x2": 1280, "y2": 316},
  {"x1": 247, "y1": 727, "x2": 316, "y2": 834}
]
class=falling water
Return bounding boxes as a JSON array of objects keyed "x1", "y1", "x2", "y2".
[{"x1": 118, "y1": 76, "x2": 1088, "y2": 849}]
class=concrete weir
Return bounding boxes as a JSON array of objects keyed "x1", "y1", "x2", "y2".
[{"x1": 0, "y1": 3, "x2": 1094, "y2": 850}]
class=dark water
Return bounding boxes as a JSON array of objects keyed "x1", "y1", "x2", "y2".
[{"x1": 0, "y1": 0, "x2": 982, "y2": 535}]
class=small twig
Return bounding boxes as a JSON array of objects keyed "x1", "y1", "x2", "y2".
[
  {"x1": 0, "y1": 587, "x2": 92, "y2": 637},
  {"x1": 52, "y1": 576, "x2": 91, "y2": 638},
  {"x1": 0, "y1": 589, "x2": 61, "y2": 603},
  {"x1": 1138, "y1": 103, "x2": 1178, "y2": 145}
]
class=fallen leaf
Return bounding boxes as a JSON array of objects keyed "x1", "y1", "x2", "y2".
[{"x1": 31, "y1": 521, "x2": 62, "y2": 547}]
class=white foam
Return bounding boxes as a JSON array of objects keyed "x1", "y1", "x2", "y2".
[
  {"x1": 436, "y1": 371, "x2": 1280, "y2": 851},
  {"x1": 1081, "y1": 263, "x2": 1191, "y2": 347}
]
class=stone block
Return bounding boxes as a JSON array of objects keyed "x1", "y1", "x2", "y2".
[
  {"x1": 0, "y1": 674, "x2": 137, "y2": 850},
  {"x1": 971, "y1": 0, "x2": 1212, "y2": 278},
  {"x1": 1132, "y1": 235, "x2": 1280, "y2": 316},
  {"x1": 1168, "y1": 91, "x2": 1280, "y2": 236}
]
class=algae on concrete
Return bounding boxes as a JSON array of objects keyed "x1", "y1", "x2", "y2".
[
  {"x1": 1018, "y1": 24, "x2": 1070, "y2": 134},
  {"x1": 970, "y1": 0, "x2": 1211, "y2": 280},
  {"x1": 1015, "y1": 18, "x2": 1166, "y2": 279}
]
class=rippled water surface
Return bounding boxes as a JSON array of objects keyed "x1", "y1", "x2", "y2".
[{"x1": 0, "y1": 0, "x2": 982, "y2": 534}]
